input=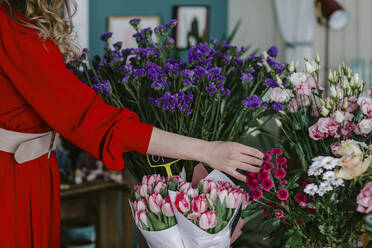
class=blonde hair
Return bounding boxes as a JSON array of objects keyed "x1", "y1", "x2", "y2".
[{"x1": 2, "y1": 0, "x2": 80, "y2": 63}]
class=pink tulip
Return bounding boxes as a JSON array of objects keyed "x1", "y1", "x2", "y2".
[
  {"x1": 148, "y1": 192, "x2": 163, "y2": 214},
  {"x1": 217, "y1": 188, "x2": 228, "y2": 204},
  {"x1": 226, "y1": 188, "x2": 242, "y2": 208},
  {"x1": 217, "y1": 181, "x2": 233, "y2": 189},
  {"x1": 187, "y1": 212, "x2": 200, "y2": 220},
  {"x1": 207, "y1": 188, "x2": 217, "y2": 205},
  {"x1": 241, "y1": 191, "x2": 251, "y2": 210},
  {"x1": 202, "y1": 179, "x2": 217, "y2": 194},
  {"x1": 134, "y1": 182, "x2": 151, "y2": 198},
  {"x1": 175, "y1": 192, "x2": 191, "y2": 214},
  {"x1": 153, "y1": 181, "x2": 167, "y2": 193},
  {"x1": 168, "y1": 175, "x2": 184, "y2": 184},
  {"x1": 136, "y1": 210, "x2": 149, "y2": 229},
  {"x1": 199, "y1": 210, "x2": 217, "y2": 230},
  {"x1": 161, "y1": 196, "x2": 174, "y2": 217},
  {"x1": 134, "y1": 198, "x2": 146, "y2": 212},
  {"x1": 192, "y1": 194, "x2": 208, "y2": 213},
  {"x1": 142, "y1": 174, "x2": 158, "y2": 189}
]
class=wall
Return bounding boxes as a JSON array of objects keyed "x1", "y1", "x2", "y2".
[
  {"x1": 72, "y1": 0, "x2": 89, "y2": 49},
  {"x1": 89, "y1": 0, "x2": 228, "y2": 58},
  {"x1": 228, "y1": 0, "x2": 372, "y2": 86}
]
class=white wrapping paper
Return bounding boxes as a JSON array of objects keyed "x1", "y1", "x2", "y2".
[
  {"x1": 169, "y1": 170, "x2": 242, "y2": 248},
  {"x1": 129, "y1": 201, "x2": 185, "y2": 248}
]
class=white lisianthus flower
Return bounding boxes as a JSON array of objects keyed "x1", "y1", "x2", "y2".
[
  {"x1": 359, "y1": 119, "x2": 372, "y2": 134},
  {"x1": 334, "y1": 110, "x2": 345, "y2": 123},
  {"x1": 289, "y1": 72, "x2": 307, "y2": 87},
  {"x1": 305, "y1": 61, "x2": 316, "y2": 74},
  {"x1": 262, "y1": 87, "x2": 293, "y2": 103},
  {"x1": 304, "y1": 184, "x2": 318, "y2": 196}
]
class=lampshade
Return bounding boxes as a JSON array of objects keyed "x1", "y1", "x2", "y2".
[{"x1": 318, "y1": 0, "x2": 349, "y2": 30}]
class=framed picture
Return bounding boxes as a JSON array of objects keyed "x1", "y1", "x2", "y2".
[
  {"x1": 174, "y1": 6, "x2": 209, "y2": 49},
  {"x1": 108, "y1": 16, "x2": 160, "y2": 48}
]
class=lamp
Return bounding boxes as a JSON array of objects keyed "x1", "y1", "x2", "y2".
[
  {"x1": 317, "y1": 0, "x2": 349, "y2": 30},
  {"x1": 316, "y1": 0, "x2": 349, "y2": 92}
]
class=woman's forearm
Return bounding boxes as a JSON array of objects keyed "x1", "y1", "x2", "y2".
[{"x1": 147, "y1": 127, "x2": 209, "y2": 163}]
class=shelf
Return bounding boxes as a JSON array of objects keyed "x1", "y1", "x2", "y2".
[{"x1": 60, "y1": 180, "x2": 133, "y2": 199}]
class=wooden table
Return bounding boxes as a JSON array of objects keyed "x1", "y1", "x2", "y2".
[{"x1": 61, "y1": 180, "x2": 135, "y2": 248}]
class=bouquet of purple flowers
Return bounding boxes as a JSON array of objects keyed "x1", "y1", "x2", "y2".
[{"x1": 67, "y1": 19, "x2": 290, "y2": 179}]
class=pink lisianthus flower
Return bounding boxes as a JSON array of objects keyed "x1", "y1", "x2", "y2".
[
  {"x1": 309, "y1": 123, "x2": 328, "y2": 140},
  {"x1": 317, "y1": 117, "x2": 340, "y2": 137},
  {"x1": 330, "y1": 142, "x2": 341, "y2": 156},
  {"x1": 356, "y1": 182, "x2": 372, "y2": 214},
  {"x1": 357, "y1": 96, "x2": 372, "y2": 116}
]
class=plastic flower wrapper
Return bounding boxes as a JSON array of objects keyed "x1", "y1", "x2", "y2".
[
  {"x1": 169, "y1": 170, "x2": 248, "y2": 248},
  {"x1": 129, "y1": 174, "x2": 186, "y2": 248}
]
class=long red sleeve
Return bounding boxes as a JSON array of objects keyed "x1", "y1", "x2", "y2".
[{"x1": 0, "y1": 8, "x2": 153, "y2": 170}]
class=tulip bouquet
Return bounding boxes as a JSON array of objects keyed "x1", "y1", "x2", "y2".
[
  {"x1": 67, "y1": 18, "x2": 290, "y2": 180},
  {"x1": 130, "y1": 170, "x2": 251, "y2": 248}
]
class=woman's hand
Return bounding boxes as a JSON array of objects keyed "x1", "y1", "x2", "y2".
[
  {"x1": 147, "y1": 127, "x2": 264, "y2": 181},
  {"x1": 203, "y1": 141, "x2": 264, "y2": 181}
]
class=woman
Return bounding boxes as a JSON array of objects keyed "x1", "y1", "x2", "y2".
[{"x1": 0, "y1": 0, "x2": 264, "y2": 247}]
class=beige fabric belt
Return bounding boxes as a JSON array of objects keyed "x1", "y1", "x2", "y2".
[{"x1": 0, "y1": 128, "x2": 58, "y2": 164}]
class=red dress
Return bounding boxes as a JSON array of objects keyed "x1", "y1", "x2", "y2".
[{"x1": 0, "y1": 6, "x2": 153, "y2": 248}]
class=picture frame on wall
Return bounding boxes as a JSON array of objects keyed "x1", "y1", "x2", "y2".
[
  {"x1": 174, "y1": 6, "x2": 209, "y2": 49},
  {"x1": 108, "y1": 16, "x2": 160, "y2": 49}
]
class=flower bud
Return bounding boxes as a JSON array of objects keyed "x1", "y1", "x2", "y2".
[
  {"x1": 315, "y1": 54, "x2": 321, "y2": 64},
  {"x1": 330, "y1": 85, "x2": 339, "y2": 99},
  {"x1": 275, "y1": 118, "x2": 282, "y2": 128},
  {"x1": 320, "y1": 106, "x2": 330, "y2": 117},
  {"x1": 276, "y1": 75, "x2": 284, "y2": 88},
  {"x1": 326, "y1": 97, "x2": 333, "y2": 109},
  {"x1": 288, "y1": 61, "x2": 295, "y2": 72}
]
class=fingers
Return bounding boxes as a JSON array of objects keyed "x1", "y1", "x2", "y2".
[
  {"x1": 237, "y1": 153, "x2": 263, "y2": 167},
  {"x1": 235, "y1": 162, "x2": 260, "y2": 173},
  {"x1": 237, "y1": 144, "x2": 264, "y2": 160},
  {"x1": 227, "y1": 168, "x2": 246, "y2": 182}
]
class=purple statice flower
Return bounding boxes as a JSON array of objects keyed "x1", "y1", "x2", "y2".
[
  {"x1": 148, "y1": 97, "x2": 154, "y2": 103},
  {"x1": 209, "y1": 38, "x2": 217, "y2": 43},
  {"x1": 108, "y1": 56, "x2": 123, "y2": 66},
  {"x1": 242, "y1": 95, "x2": 263, "y2": 109},
  {"x1": 267, "y1": 46, "x2": 279, "y2": 58},
  {"x1": 183, "y1": 79, "x2": 193, "y2": 86},
  {"x1": 263, "y1": 77, "x2": 279, "y2": 87},
  {"x1": 92, "y1": 76, "x2": 99, "y2": 82},
  {"x1": 100, "y1": 32, "x2": 113, "y2": 41},
  {"x1": 182, "y1": 69, "x2": 195, "y2": 78},
  {"x1": 271, "y1": 102, "x2": 283, "y2": 111},
  {"x1": 113, "y1": 41, "x2": 123, "y2": 50},
  {"x1": 165, "y1": 19, "x2": 178, "y2": 29},
  {"x1": 92, "y1": 80, "x2": 111, "y2": 96},
  {"x1": 165, "y1": 62, "x2": 179, "y2": 75},
  {"x1": 129, "y1": 18, "x2": 141, "y2": 26},
  {"x1": 241, "y1": 72, "x2": 254, "y2": 82},
  {"x1": 249, "y1": 56, "x2": 263, "y2": 63},
  {"x1": 151, "y1": 91, "x2": 194, "y2": 113},
  {"x1": 165, "y1": 37, "x2": 175, "y2": 48},
  {"x1": 121, "y1": 73, "x2": 130, "y2": 83},
  {"x1": 186, "y1": 109, "x2": 193, "y2": 115},
  {"x1": 223, "y1": 88, "x2": 231, "y2": 96},
  {"x1": 154, "y1": 25, "x2": 164, "y2": 33},
  {"x1": 119, "y1": 64, "x2": 133, "y2": 73},
  {"x1": 145, "y1": 61, "x2": 163, "y2": 81}
]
